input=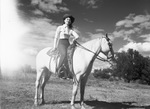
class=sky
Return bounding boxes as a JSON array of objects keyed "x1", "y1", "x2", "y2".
[{"x1": 1, "y1": 0, "x2": 150, "y2": 73}]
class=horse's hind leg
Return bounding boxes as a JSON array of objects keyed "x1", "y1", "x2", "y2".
[
  {"x1": 34, "y1": 68, "x2": 43, "y2": 106},
  {"x1": 39, "y1": 67, "x2": 51, "y2": 104}
]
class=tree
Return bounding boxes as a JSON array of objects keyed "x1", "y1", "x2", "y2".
[
  {"x1": 92, "y1": 48, "x2": 150, "y2": 84},
  {"x1": 113, "y1": 51, "x2": 130, "y2": 80},
  {"x1": 113, "y1": 49, "x2": 150, "y2": 84}
]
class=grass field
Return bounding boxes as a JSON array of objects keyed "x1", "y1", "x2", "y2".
[{"x1": 1, "y1": 73, "x2": 150, "y2": 109}]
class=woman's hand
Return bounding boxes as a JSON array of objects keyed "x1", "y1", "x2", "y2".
[
  {"x1": 51, "y1": 47, "x2": 57, "y2": 52},
  {"x1": 72, "y1": 37, "x2": 78, "y2": 43}
]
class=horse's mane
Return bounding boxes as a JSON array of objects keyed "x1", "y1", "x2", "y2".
[
  {"x1": 81, "y1": 38, "x2": 100, "y2": 50},
  {"x1": 81, "y1": 35, "x2": 104, "y2": 46}
]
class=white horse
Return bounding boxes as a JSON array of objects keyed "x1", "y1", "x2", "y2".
[{"x1": 34, "y1": 35, "x2": 115, "y2": 109}]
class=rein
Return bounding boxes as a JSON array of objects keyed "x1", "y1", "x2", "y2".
[{"x1": 75, "y1": 39, "x2": 109, "y2": 62}]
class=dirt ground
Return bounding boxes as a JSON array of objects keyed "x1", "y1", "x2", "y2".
[{"x1": 1, "y1": 74, "x2": 150, "y2": 109}]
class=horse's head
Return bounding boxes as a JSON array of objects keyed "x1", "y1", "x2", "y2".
[{"x1": 96, "y1": 34, "x2": 115, "y2": 63}]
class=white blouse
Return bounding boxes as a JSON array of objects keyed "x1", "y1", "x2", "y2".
[
  {"x1": 55, "y1": 25, "x2": 79, "y2": 40},
  {"x1": 59, "y1": 25, "x2": 72, "y2": 39},
  {"x1": 53, "y1": 24, "x2": 79, "y2": 48}
]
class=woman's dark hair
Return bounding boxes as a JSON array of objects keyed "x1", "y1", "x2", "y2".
[{"x1": 62, "y1": 14, "x2": 75, "y2": 29}]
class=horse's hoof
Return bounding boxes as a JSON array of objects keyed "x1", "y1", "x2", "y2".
[
  {"x1": 40, "y1": 100, "x2": 45, "y2": 105},
  {"x1": 81, "y1": 106, "x2": 86, "y2": 109},
  {"x1": 34, "y1": 101, "x2": 38, "y2": 106},
  {"x1": 71, "y1": 105, "x2": 76, "y2": 109},
  {"x1": 81, "y1": 103, "x2": 86, "y2": 109}
]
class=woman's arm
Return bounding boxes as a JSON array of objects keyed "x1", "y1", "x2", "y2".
[
  {"x1": 53, "y1": 26, "x2": 61, "y2": 49},
  {"x1": 71, "y1": 30, "x2": 79, "y2": 41}
]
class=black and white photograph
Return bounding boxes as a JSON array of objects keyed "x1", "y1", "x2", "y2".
[{"x1": 1, "y1": 0, "x2": 150, "y2": 109}]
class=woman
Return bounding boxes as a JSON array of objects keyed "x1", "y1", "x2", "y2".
[{"x1": 52, "y1": 14, "x2": 79, "y2": 73}]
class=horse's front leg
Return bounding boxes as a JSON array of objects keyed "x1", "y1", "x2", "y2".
[
  {"x1": 80, "y1": 76, "x2": 88, "y2": 109},
  {"x1": 40, "y1": 68, "x2": 51, "y2": 105},
  {"x1": 70, "y1": 79, "x2": 79, "y2": 109}
]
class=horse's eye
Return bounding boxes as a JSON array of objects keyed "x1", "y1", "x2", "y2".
[
  {"x1": 108, "y1": 42, "x2": 112, "y2": 46},
  {"x1": 107, "y1": 37, "x2": 110, "y2": 41}
]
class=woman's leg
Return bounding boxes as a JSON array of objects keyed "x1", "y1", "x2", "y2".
[
  {"x1": 57, "y1": 39, "x2": 70, "y2": 69},
  {"x1": 58, "y1": 46, "x2": 66, "y2": 68}
]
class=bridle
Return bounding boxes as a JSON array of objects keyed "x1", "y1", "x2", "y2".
[{"x1": 75, "y1": 34, "x2": 113, "y2": 63}]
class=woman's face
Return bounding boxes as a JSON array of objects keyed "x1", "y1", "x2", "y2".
[{"x1": 64, "y1": 17, "x2": 71, "y2": 25}]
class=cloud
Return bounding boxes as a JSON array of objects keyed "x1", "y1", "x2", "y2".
[
  {"x1": 79, "y1": 0, "x2": 101, "y2": 9},
  {"x1": 31, "y1": 0, "x2": 69, "y2": 13},
  {"x1": 32, "y1": 9, "x2": 44, "y2": 16},
  {"x1": 29, "y1": 18, "x2": 57, "y2": 37},
  {"x1": 84, "y1": 18, "x2": 94, "y2": 23},
  {"x1": 83, "y1": 31, "x2": 114, "y2": 44},
  {"x1": 86, "y1": 32, "x2": 104, "y2": 39},
  {"x1": 87, "y1": 0, "x2": 99, "y2": 8},
  {"x1": 20, "y1": 17, "x2": 58, "y2": 52},
  {"x1": 114, "y1": 14, "x2": 150, "y2": 43},
  {"x1": 112, "y1": 29, "x2": 135, "y2": 42},
  {"x1": 139, "y1": 21, "x2": 150, "y2": 30},
  {"x1": 23, "y1": 48, "x2": 38, "y2": 56},
  {"x1": 140, "y1": 34, "x2": 150, "y2": 42},
  {"x1": 133, "y1": 15, "x2": 150, "y2": 24},
  {"x1": 116, "y1": 14, "x2": 150, "y2": 29},
  {"x1": 118, "y1": 42, "x2": 150, "y2": 53},
  {"x1": 95, "y1": 29, "x2": 104, "y2": 32},
  {"x1": 114, "y1": 14, "x2": 150, "y2": 55},
  {"x1": 116, "y1": 19, "x2": 133, "y2": 27}
]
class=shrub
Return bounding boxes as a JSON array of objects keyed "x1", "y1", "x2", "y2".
[{"x1": 93, "y1": 68, "x2": 112, "y2": 79}]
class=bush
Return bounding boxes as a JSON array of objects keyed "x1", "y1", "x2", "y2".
[{"x1": 93, "y1": 68, "x2": 112, "y2": 79}]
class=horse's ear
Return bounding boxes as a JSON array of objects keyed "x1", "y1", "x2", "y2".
[
  {"x1": 106, "y1": 33, "x2": 108, "y2": 38},
  {"x1": 105, "y1": 33, "x2": 110, "y2": 41}
]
